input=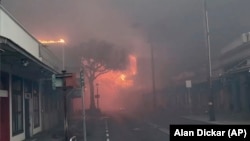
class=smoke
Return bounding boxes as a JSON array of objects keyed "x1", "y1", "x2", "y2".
[
  {"x1": 3, "y1": 0, "x2": 250, "y2": 112},
  {"x1": 172, "y1": 71, "x2": 195, "y2": 83}
]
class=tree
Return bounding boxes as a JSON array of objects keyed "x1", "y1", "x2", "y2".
[{"x1": 80, "y1": 39, "x2": 130, "y2": 110}]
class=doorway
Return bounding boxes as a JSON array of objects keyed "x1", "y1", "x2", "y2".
[
  {"x1": 24, "y1": 79, "x2": 32, "y2": 139},
  {"x1": 0, "y1": 97, "x2": 10, "y2": 141},
  {"x1": 0, "y1": 71, "x2": 10, "y2": 141}
]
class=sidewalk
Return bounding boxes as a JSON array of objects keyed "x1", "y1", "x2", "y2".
[
  {"x1": 24, "y1": 112, "x2": 105, "y2": 141},
  {"x1": 182, "y1": 112, "x2": 250, "y2": 125},
  {"x1": 24, "y1": 126, "x2": 65, "y2": 141},
  {"x1": 145, "y1": 108, "x2": 250, "y2": 126}
]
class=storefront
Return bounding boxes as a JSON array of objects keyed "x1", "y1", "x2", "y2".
[{"x1": 0, "y1": 71, "x2": 10, "y2": 141}]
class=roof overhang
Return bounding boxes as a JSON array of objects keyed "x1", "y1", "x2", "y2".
[{"x1": 0, "y1": 37, "x2": 60, "y2": 79}]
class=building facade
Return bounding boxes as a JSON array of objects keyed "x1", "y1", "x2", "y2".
[
  {"x1": 162, "y1": 33, "x2": 250, "y2": 116},
  {"x1": 0, "y1": 5, "x2": 63, "y2": 141}
]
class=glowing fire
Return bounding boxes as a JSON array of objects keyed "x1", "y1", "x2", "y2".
[
  {"x1": 120, "y1": 74, "x2": 126, "y2": 81},
  {"x1": 129, "y1": 55, "x2": 137, "y2": 75},
  {"x1": 39, "y1": 39, "x2": 65, "y2": 44},
  {"x1": 98, "y1": 54, "x2": 137, "y2": 88}
]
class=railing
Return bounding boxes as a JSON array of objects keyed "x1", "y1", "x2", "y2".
[{"x1": 69, "y1": 136, "x2": 77, "y2": 141}]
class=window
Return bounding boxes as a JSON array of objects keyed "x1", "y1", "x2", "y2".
[
  {"x1": 0, "y1": 71, "x2": 9, "y2": 90},
  {"x1": 33, "y1": 81, "x2": 40, "y2": 128},
  {"x1": 24, "y1": 79, "x2": 32, "y2": 94},
  {"x1": 12, "y1": 75, "x2": 23, "y2": 135}
]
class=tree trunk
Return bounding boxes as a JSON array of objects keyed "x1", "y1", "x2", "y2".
[{"x1": 89, "y1": 78, "x2": 96, "y2": 110}]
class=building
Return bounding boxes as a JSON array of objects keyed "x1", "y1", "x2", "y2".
[
  {"x1": 218, "y1": 32, "x2": 250, "y2": 113},
  {"x1": 0, "y1": 5, "x2": 64, "y2": 141},
  {"x1": 161, "y1": 32, "x2": 250, "y2": 115}
]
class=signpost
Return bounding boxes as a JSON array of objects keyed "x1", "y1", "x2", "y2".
[
  {"x1": 51, "y1": 71, "x2": 73, "y2": 141},
  {"x1": 185, "y1": 80, "x2": 192, "y2": 114}
]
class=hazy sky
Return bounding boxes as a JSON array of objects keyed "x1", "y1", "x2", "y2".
[{"x1": 2, "y1": 0, "x2": 250, "y2": 84}]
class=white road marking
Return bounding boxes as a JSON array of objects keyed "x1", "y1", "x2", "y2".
[
  {"x1": 146, "y1": 121, "x2": 170, "y2": 135},
  {"x1": 158, "y1": 127, "x2": 170, "y2": 134},
  {"x1": 105, "y1": 118, "x2": 111, "y2": 141}
]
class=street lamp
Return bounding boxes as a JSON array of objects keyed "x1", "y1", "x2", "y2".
[
  {"x1": 39, "y1": 38, "x2": 70, "y2": 140},
  {"x1": 203, "y1": 0, "x2": 215, "y2": 121}
]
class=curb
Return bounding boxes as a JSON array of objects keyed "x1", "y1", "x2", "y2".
[
  {"x1": 181, "y1": 116, "x2": 217, "y2": 124},
  {"x1": 145, "y1": 121, "x2": 170, "y2": 135},
  {"x1": 181, "y1": 116, "x2": 250, "y2": 125}
]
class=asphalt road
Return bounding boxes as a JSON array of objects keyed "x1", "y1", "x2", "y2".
[
  {"x1": 104, "y1": 111, "x2": 169, "y2": 141},
  {"x1": 84, "y1": 110, "x2": 212, "y2": 141}
]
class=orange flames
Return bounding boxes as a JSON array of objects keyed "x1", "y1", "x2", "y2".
[
  {"x1": 117, "y1": 54, "x2": 137, "y2": 87},
  {"x1": 120, "y1": 74, "x2": 126, "y2": 81},
  {"x1": 39, "y1": 39, "x2": 65, "y2": 44},
  {"x1": 98, "y1": 54, "x2": 137, "y2": 88},
  {"x1": 75, "y1": 55, "x2": 138, "y2": 111}
]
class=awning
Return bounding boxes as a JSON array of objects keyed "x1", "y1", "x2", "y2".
[{"x1": 0, "y1": 36, "x2": 59, "y2": 78}]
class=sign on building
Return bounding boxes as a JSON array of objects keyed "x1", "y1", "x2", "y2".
[
  {"x1": 52, "y1": 72, "x2": 75, "y2": 90},
  {"x1": 185, "y1": 80, "x2": 192, "y2": 88}
]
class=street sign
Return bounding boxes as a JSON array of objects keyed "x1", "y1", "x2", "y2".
[
  {"x1": 52, "y1": 77, "x2": 63, "y2": 90},
  {"x1": 52, "y1": 73, "x2": 73, "y2": 90},
  {"x1": 56, "y1": 73, "x2": 73, "y2": 78},
  {"x1": 186, "y1": 80, "x2": 192, "y2": 88}
]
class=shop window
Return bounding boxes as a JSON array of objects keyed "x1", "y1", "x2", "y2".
[
  {"x1": 33, "y1": 82, "x2": 40, "y2": 128},
  {"x1": 0, "y1": 71, "x2": 9, "y2": 90},
  {"x1": 24, "y1": 79, "x2": 32, "y2": 94},
  {"x1": 0, "y1": 71, "x2": 9, "y2": 97},
  {"x1": 12, "y1": 75, "x2": 23, "y2": 135}
]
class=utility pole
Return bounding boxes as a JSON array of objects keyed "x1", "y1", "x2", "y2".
[
  {"x1": 203, "y1": 0, "x2": 215, "y2": 121},
  {"x1": 52, "y1": 71, "x2": 73, "y2": 141},
  {"x1": 150, "y1": 41, "x2": 156, "y2": 110}
]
